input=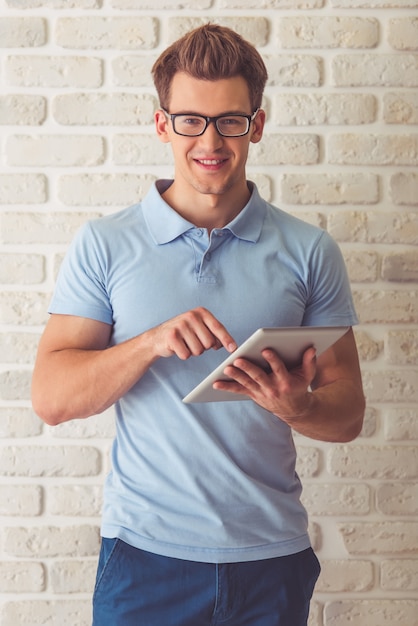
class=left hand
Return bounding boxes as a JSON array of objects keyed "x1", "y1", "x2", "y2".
[{"x1": 213, "y1": 346, "x2": 317, "y2": 419}]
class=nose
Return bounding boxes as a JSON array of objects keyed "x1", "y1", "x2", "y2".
[{"x1": 199, "y1": 120, "x2": 224, "y2": 148}]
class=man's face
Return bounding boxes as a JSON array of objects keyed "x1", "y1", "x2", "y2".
[{"x1": 155, "y1": 72, "x2": 265, "y2": 202}]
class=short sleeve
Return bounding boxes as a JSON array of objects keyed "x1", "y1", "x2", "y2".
[
  {"x1": 302, "y1": 231, "x2": 358, "y2": 327},
  {"x1": 48, "y1": 222, "x2": 114, "y2": 325}
]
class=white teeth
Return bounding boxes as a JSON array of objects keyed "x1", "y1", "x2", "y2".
[{"x1": 198, "y1": 159, "x2": 222, "y2": 165}]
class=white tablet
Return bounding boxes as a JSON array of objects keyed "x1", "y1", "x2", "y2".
[{"x1": 183, "y1": 326, "x2": 349, "y2": 403}]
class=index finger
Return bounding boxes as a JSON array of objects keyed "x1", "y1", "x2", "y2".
[{"x1": 199, "y1": 308, "x2": 237, "y2": 353}]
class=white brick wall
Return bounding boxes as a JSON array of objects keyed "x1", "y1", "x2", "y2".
[{"x1": 0, "y1": 1, "x2": 417, "y2": 625}]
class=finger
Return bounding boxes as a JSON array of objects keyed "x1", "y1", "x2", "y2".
[
  {"x1": 224, "y1": 360, "x2": 268, "y2": 387},
  {"x1": 260, "y1": 349, "x2": 288, "y2": 374},
  {"x1": 198, "y1": 308, "x2": 237, "y2": 353},
  {"x1": 301, "y1": 346, "x2": 317, "y2": 380},
  {"x1": 212, "y1": 378, "x2": 250, "y2": 397}
]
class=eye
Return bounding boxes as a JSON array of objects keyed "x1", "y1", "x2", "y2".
[
  {"x1": 220, "y1": 117, "x2": 242, "y2": 126},
  {"x1": 182, "y1": 116, "x2": 204, "y2": 126}
]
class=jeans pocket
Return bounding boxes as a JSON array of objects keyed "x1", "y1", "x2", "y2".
[{"x1": 93, "y1": 537, "x2": 121, "y2": 599}]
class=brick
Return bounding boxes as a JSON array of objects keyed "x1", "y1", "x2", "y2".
[
  {"x1": 0, "y1": 174, "x2": 47, "y2": 204},
  {"x1": 168, "y1": 17, "x2": 269, "y2": 47},
  {"x1": 377, "y1": 483, "x2": 418, "y2": 516},
  {"x1": 0, "y1": 17, "x2": 46, "y2": 47},
  {"x1": 332, "y1": 0, "x2": 418, "y2": 5},
  {"x1": 277, "y1": 17, "x2": 378, "y2": 49},
  {"x1": 0, "y1": 332, "x2": 40, "y2": 363},
  {"x1": 2, "y1": 525, "x2": 100, "y2": 558},
  {"x1": 359, "y1": 406, "x2": 378, "y2": 437},
  {"x1": 353, "y1": 331, "x2": 382, "y2": 361},
  {"x1": 113, "y1": 134, "x2": 173, "y2": 165},
  {"x1": 382, "y1": 250, "x2": 418, "y2": 282},
  {"x1": 363, "y1": 369, "x2": 418, "y2": 402},
  {"x1": 342, "y1": 249, "x2": 379, "y2": 283},
  {"x1": 6, "y1": 135, "x2": 105, "y2": 167},
  {"x1": 329, "y1": 211, "x2": 418, "y2": 245},
  {"x1": 53, "y1": 93, "x2": 156, "y2": 125},
  {"x1": 58, "y1": 173, "x2": 156, "y2": 206},
  {"x1": 294, "y1": 445, "x2": 321, "y2": 477},
  {"x1": 6, "y1": 0, "x2": 100, "y2": 5},
  {"x1": 0, "y1": 371, "x2": 32, "y2": 401},
  {"x1": 352, "y1": 290, "x2": 418, "y2": 323},
  {"x1": 0, "y1": 212, "x2": 100, "y2": 245},
  {"x1": 281, "y1": 173, "x2": 378, "y2": 205},
  {"x1": 308, "y1": 521, "x2": 322, "y2": 552},
  {"x1": 289, "y1": 210, "x2": 324, "y2": 229},
  {"x1": 308, "y1": 602, "x2": 322, "y2": 626},
  {"x1": 249, "y1": 174, "x2": 272, "y2": 202},
  {"x1": 111, "y1": 55, "x2": 155, "y2": 87},
  {"x1": 50, "y1": 560, "x2": 97, "y2": 593},
  {"x1": 0, "y1": 485, "x2": 42, "y2": 516},
  {"x1": 381, "y1": 559, "x2": 418, "y2": 591},
  {"x1": 301, "y1": 483, "x2": 370, "y2": 515},
  {"x1": 112, "y1": 0, "x2": 211, "y2": 6},
  {"x1": 0, "y1": 600, "x2": 92, "y2": 626},
  {"x1": 390, "y1": 172, "x2": 418, "y2": 205},
  {"x1": 0, "y1": 446, "x2": 101, "y2": 477},
  {"x1": 324, "y1": 600, "x2": 418, "y2": 626},
  {"x1": 384, "y1": 408, "x2": 418, "y2": 440},
  {"x1": 5, "y1": 55, "x2": 103, "y2": 88},
  {"x1": 265, "y1": 54, "x2": 323, "y2": 87},
  {"x1": 273, "y1": 93, "x2": 376, "y2": 125},
  {"x1": 328, "y1": 134, "x2": 418, "y2": 166},
  {"x1": 0, "y1": 254, "x2": 45, "y2": 284},
  {"x1": 328, "y1": 445, "x2": 418, "y2": 479},
  {"x1": 250, "y1": 134, "x2": 319, "y2": 165},
  {"x1": 333, "y1": 54, "x2": 418, "y2": 87},
  {"x1": 49, "y1": 485, "x2": 103, "y2": 516},
  {"x1": 0, "y1": 562, "x2": 45, "y2": 593},
  {"x1": 388, "y1": 18, "x2": 418, "y2": 51},
  {"x1": 0, "y1": 408, "x2": 43, "y2": 438},
  {"x1": 316, "y1": 559, "x2": 374, "y2": 592},
  {"x1": 0, "y1": 292, "x2": 50, "y2": 325},
  {"x1": 384, "y1": 92, "x2": 418, "y2": 125},
  {"x1": 56, "y1": 17, "x2": 158, "y2": 49},
  {"x1": 338, "y1": 522, "x2": 418, "y2": 554},
  {"x1": 0, "y1": 95, "x2": 46, "y2": 125},
  {"x1": 218, "y1": 0, "x2": 324, "y2": 6},
  {"x1": 48, "y1": 407, "x2": 116, "y2": 439}
]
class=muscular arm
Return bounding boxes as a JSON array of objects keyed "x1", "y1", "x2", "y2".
[
  {"x1": 213, "y1": 328, "x2": 365, "y2": 443},
  {"x1": 32, "y1": 308, "x2": 237, "y2": 426}
]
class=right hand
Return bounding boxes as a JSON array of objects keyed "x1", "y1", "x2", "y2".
[{"x1": 148, "y1": 307, "x2": 237, "y2": 360}]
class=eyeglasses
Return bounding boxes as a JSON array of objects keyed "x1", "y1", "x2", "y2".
[{"x1": 162, "y1": 108, "x2": 259, "y2": 137}]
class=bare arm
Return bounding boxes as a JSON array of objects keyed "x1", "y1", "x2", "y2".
[
  {"x1": 213, "y1": 328, "x2": 365, "y2": 442},
  {"x1": 32, "y1": 308, "x2": 237, "y2": 426}
]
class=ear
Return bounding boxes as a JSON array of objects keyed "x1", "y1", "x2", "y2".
[
  {"x1": 155, "y1": 109, "x2": 171, "y2": 143},
  {"x1": 250, "y1": 109, "x2": 266, "y2": 144}
]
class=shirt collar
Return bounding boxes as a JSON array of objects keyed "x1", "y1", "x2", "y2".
[{"x1": 142, "y1": 179, "x2": 265, "y2": 245}]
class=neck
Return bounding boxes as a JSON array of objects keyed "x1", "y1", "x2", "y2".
[{"x1": 162, "y1": 181, "x2": 251, "y2": 232}]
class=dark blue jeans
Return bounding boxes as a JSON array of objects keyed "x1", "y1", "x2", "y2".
[{"x1": 92, "y1": 538, "x2": 320, "y2": 626}]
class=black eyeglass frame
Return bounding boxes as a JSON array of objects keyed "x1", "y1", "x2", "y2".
[{"x1": 161, "y1": 108, "x2": 260, "y2": 137}]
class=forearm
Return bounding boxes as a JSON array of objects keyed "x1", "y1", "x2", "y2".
[
  {"x1": 32, "y1": 333, "x2": 158, "y2": 425},
  {"x1": 276, "y1": 379, "x2": 365, "y2": 443}
]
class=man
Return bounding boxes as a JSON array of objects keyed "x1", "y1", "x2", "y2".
[{"x1": 32, "y1": 23, "x2": 365, "y2": 626}]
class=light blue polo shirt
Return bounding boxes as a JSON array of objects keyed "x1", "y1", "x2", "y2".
[{"x1": 49, "y1": 180, "x2": 358, "y2": 563}]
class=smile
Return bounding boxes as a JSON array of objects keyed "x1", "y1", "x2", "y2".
[{"x1": 195, "y1": 159, "x2": 227, "y2": 165}]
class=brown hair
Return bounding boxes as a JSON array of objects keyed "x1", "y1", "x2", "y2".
[{"x1": 152, "y1": 23, "x2": 268, "y2": 112}]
